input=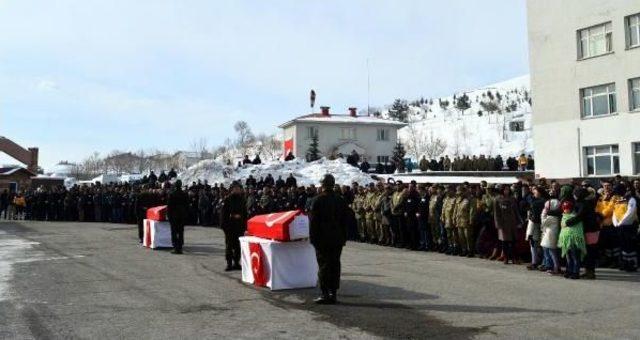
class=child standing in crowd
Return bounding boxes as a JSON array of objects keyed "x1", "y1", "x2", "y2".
[{"x1": 558, "y1": 200, "x2": 587, "y2": 279}]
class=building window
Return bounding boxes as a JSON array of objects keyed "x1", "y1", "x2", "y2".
[
  {"x1": 377, "y1": 155, "x2": 389, "y2": 164},
  {"x1": 584, "y1": 145, "x2": 619, "y2": 176},
  {"x1": 627, "y1": 13, "x2": 640, "y2": 49},
  {"x1": 340, "y1": 127, "x2": 356, "y2": 140},
  {"x1": 377, "y1": 128, "x2": 390, "y2": 141},
  {"x1": 578, "y1": 22, "x2": 612, "y2": 59},
  {"x1": 509, "y1": 121, "x2": 525, "y2": 132},
  {"x1": 634, "y1": 143, "x2": 640, "y2": 174},
  {"x1": 630, "y1": 78, "x2": 640, "y2": 111},
  {"x1": 580, "y1": 83, "x2": 616, "y2": 118},
  {"x1": 306, "y1": 126, "x2": 318, "y2": 139}
]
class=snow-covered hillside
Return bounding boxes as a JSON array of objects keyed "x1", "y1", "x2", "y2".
[
  {"x1": 179, "y1": 158, "x2": 374, "y2": 187},
  {"x1": 391, "y1": 75, "x2": 532, "y2": 160}
]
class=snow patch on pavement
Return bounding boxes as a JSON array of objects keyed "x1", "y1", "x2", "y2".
[{"x1": 0, "y1": 229, "x2": 82, "y2": 302}]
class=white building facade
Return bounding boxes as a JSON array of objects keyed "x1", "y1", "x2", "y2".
[
  {"x1": 527, "y1": 0, "x2": 640, "y2": 179},
  {"x1": 279, "y1": 107, "x2": 406, "y2": 164}
]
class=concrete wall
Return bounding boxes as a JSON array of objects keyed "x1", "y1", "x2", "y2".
[
  {"x1": 288, "y1": 122, "x2": 398, "y2": 162},
  {"x1": 528, "y1": 0, "x2": 640, "y2": 178}
]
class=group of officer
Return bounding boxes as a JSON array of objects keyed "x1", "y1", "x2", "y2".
[{"x1": 351, "y1": 180, "x2": 484, "y2": 257}]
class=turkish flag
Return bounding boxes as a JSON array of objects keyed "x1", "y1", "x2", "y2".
[
  {"x1": 249, "y1": 242, "x2": 268, "y2": 286},
  {"x1": 310, "y1": 89, "x2": 316, "y2": 108},
  {"x1": 283, "y1": 139, "x2": 293, "y2": 158},
  {"x1": 144, "y1": 220, "x2": 152, "y2": 247}
]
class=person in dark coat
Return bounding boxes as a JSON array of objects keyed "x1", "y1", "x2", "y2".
[
  {"x1": 309, "y1": 174, "x2": 351, "y2": 304},
  {"x1": 167, "y1": 180, "x2": 189, "y2": 254},
  {"x1": 285, "y1": 173, "x2": 297, "y2": 188},
  {"x1": 284, "y1": 152, "x2": 295, "y2": 161},
  {"x1": 494, "y1": 185, "x2": 523, "y2": 264},
  {"x1": 220, "y1": 182, "x2": 247, "y2": 271},
  {"x1": 252, "y1": 154, "x2": 262, "y2": 164}
]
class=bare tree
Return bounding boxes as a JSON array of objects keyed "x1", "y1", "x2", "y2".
[
  {"x1": 189, "y1": 137, "x2": 209, "y2": 159},
  {"x1": 424, "y1": 134, "x2": 448, "y2": 159},
  {"x1": 234, "y1": 121, "x2": 255, "y2": 156}
]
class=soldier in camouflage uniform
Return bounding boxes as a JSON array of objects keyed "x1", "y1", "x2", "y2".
[
  {"x1": 379, "y1": 184, "x2": 394, "y2": 246},
  {"x1": 428, "y1": 185, "x2": 444, "y2": 251},
  {"x1": 352, "y1": 188, "x2": 367, "y2": 242},
  {"x1": 373, "y1": 183, "x2": 385, "y2": 245},
  {"x1": 364, "y1": 184, "x2": 378, "y2": 243},
  {"x1": 441, "y1": 186, "x2": 458, "y2": 255},
  {"x1": 453, "y1": 186, "x2": 476, "y2": 257}
]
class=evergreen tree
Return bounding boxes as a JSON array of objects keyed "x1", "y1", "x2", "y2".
[
  {"x1": 392, "y1": 142, "x2": 406, "y2": 173},
  {"x1": 455, "y1": 93, "x2": 471, "y2": 115},
  {"x1": 389, "y1": 99, "x2": 409, "y2": 122},
  {"x1": 306, "y1": 134, "x2": 321, "y2": 162},
  {"x1": 477, "y1": 110, "x2": 483, "y2": 117}
]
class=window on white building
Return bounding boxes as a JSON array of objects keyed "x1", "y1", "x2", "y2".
[
  {"x1": 630, "y1": 77, "x2": 640, "y2": 111},
  {"x1": 580, "y1": 83, "x2": 616, "y2": 118},
  {"x1": 578, "y1": 22, "x2": 612, "y2": 59},
  {"x1": 627, "y1": 13, "x2": 640, "y2": 49},
  {"x1": 340, "y1": 127, "x2": 356, "y2": 140},
  {"x1": 377, "y1": 128, "x2": 390, "y2": 141},
  {"x1": 306, "y1": 126, "x2": 318, "y2": 139},
  {"x1": 377, "y1": 155, "x2": 390, "y2": 164},
  {"x1": 634, "y1": 143, "x2": 640, "y2": 174},
  {"x1": 584, "y1": 145, "x2": 619, "y2": 176}
]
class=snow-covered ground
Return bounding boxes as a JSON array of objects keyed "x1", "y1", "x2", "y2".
[
  {"x1": 179, "y1": 158, "x2": 374, "y2": 187},
  {"x1": 394, "y1": 75, "x2": 533, "y2": 160}
]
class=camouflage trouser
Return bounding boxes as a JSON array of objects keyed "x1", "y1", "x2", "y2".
[
  {"x1": 458, "y1": 227, "x2": 474, "y2": 253},
  {"x1": 446, "y1": 227, "x2": 459, "y2": 249},
  {"x1": 356, "y1": 216, "x2": 366, "y2": 241},
  {"x1": 365, "y1": 214, "x2": 377, "y2": 242},
  {"x1": 430, "y1": 220, "x2": 441, "y2": 246}
]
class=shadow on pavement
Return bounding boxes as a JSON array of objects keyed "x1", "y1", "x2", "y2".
[{"x1": 261, "y1": 280, "x2": 488, "y2": 339}]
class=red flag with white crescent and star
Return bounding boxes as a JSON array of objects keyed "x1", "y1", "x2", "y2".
[
  {"x1": 249, "y1": 242, "x2": 267, "y2": 286},
  {"x1": 310, "y1": 89, "x2": 316, "y2": 108}
]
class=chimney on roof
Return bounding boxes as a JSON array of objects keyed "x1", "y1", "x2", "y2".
[
  {"x1": 348, "y1": 107, "x2": 357, "y2": 117},
  {"x1": 320, "y1": 106, "x2": 330, "y2": 116}
]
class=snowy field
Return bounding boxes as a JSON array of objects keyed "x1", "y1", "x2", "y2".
[
  {"x1": 179, "y1": 158, "x2": 374, "y2": 187},
  {"x1": 395, "y1": 75, "x2": 533, "y2": 160}
]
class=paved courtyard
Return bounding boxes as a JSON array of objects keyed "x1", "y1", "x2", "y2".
[{"x1": 1, "y1": 220, "x2": 639, "y2": 339}]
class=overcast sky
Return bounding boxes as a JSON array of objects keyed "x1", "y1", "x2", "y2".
[{"x1": 0, "y1": 0, "x2": 529, "y2": 169}]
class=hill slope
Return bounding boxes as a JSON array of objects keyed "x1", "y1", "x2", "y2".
[{"x1": 389, "y1": 75, "x2": 532, "y2": 160}]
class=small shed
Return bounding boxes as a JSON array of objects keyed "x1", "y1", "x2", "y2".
[{"x1": 0, "y1": 167, "x2": 36, "y2": 193}]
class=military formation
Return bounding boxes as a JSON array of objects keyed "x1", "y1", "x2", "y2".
[
  {"x1": 417, "y1": 154, "x2": 535, "y2": 172},
  {"x1": 3, "y1": 171, "x2": 639, "y2": 281}
]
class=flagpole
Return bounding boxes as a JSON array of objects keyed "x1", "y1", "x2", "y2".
[{"x1": 367, "y1": 58, "x2": 370, "y2": 116}]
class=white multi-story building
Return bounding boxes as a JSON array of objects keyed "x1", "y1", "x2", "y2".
[
  {"x1": 527, "y1": 0, "x2": 640, "y2": 179},
  {"x1": 279, "y1": 107, "x2": 406, "y2": 164}
]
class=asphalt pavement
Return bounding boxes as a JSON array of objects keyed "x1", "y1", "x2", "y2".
[{"x1": 1, "y1": 220, "x2": 639, "y2": 339}]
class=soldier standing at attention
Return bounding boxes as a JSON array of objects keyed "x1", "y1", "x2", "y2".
[
  {"x1": 220, "y1": 182, "x2": 247, "y2": 271},
  {"x1": 441, "y1": 186, "x2": 458, "y2": 255},
  {"x1": 167, "y1": 180, "x2": 189, "y2": 255},
  {"x1": 309, "y1": 174, "x2": 349, "y2": 305}
]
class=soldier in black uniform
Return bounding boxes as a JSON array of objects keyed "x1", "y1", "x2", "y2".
[
  {"x1": 309, "y1": 174, "x2": 351, "y2": 304},
  {"x1": 220, "y1": 182, "x2": 247, "y2": 271},
  {"x1": 167, "y1": 180, "x2": 189, "y2": 254}
]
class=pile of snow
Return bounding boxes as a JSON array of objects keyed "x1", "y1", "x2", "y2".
[
  {"x1": 179, "y1": 158, "x2": 374, "y2": 187},
  {"x1": 393, "y1": 75, "x2": 533, "y2": 160}
]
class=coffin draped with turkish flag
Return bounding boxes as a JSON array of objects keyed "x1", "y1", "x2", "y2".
[
  {"x1": 142, "y1": 205, "x2": 172, "y2": 249},
  {"x1": 246, "y1": 210, "x2": 309, "y2": 241},
  {"x1": 240, "y1": 210, "x2": 317, "y2": 290},
  {"x1": 146, "y1": 205, "x2": 167, "y2": 221}
]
